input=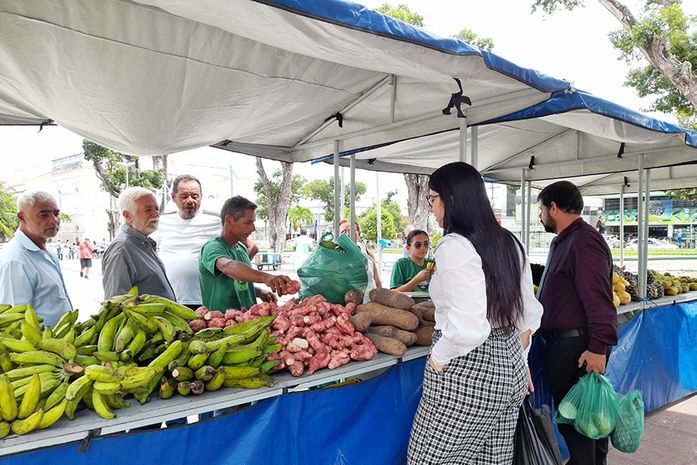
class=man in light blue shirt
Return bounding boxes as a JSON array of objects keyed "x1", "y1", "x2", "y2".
[{"x1": 0, "y1": 191, "x2": 72, "y2": 327}]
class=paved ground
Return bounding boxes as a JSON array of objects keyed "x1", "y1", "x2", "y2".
[{"x1": 608, "y1": 393, "x2": 697, "y2": 465}]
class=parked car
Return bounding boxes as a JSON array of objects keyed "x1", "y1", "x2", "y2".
[{"x1": 625, "y1": 238, "x2": 679, "y2": 250}]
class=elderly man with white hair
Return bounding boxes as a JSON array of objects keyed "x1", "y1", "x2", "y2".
[
  {"x1": 102, "y1": 187, "x2": 175, "y2": 300},
  {"x1": 0, "y1": 191, "x2": 72, "y2": 327}
]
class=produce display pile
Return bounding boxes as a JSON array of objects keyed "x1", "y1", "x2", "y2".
[
  {"x1": 612, "y1": 267, "x2": 697, "y2": 307},
  {"x1": 350, "y1": 288, "x2": 435, "y2": 356},
  {"x1": 0, "y1": 289, "x2": 281, "y2": 438},
  {"x1": 0, "y1": 281, "x2": 440, "y2": 440}
]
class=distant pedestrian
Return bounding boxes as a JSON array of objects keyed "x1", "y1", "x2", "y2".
[
  {"x1": 595, "y1": 216, "x2": 606, "y2": 234},
  {"x1": 55, "y1": 243, "x2": 63, "y2": 260},
  {"x1": 79, "y1": 238, "x2": 94, "y2": 279}
]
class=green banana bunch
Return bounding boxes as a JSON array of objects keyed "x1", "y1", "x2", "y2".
[
  {"x1": 37, "y1": 338, "x2": 76, "y2": 361},
  {"x1": 204, "y1": 367, "x2": 225, "y2": 392},
  {"x1": 97, "y1": 313, "x2": 126, "y2": 352},
  {"x1": 139, "y1": 295, "x2": 199, "y2": 321},
  {"x1": 53, "y1": 309, "x2": 79, "y2": 338},
  {"x1": 91, "y1": 389, "x2": 115, "y2": 419},
  {"x1": 223, "y1": 375, "x2": 275, "y2": 389},
  {"x1": 11, "y1": 409, "x2": 43, "y2": 435},
  {"x1": 0, "y1": 374, "x2": 18, "y2": 421},
  {"x1": 39, "y1": 398, "x2": 67, "y2": 429},
  {"x1": 17, "y1": 374, "x2": 41, "y2": 419},
  {"x1": 10, "y1": 350, "x2": 66, "y2": 367}
]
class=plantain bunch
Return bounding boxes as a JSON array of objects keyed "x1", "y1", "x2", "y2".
[{"x1": 158, "y1": 316, "x2": 279, "y2": 400}]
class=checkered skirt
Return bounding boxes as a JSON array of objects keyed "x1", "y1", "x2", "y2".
[{"x1": 407, "y1": 328, "x2": 527, "y2": 465}]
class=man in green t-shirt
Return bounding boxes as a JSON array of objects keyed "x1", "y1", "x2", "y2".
[
  {"x1": 199, "y1": 196, "x2": 291, "y2": 311},
  {"x1": 390, "y1": 229, "x2": 433, "y2": 293}
]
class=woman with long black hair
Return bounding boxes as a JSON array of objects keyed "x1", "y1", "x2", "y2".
[{"x1": 407, "y1": 161, "x2": 543, "y2": 465}]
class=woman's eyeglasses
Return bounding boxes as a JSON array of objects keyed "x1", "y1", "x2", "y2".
[
  {"x1": 426, "y1": 194, "x2": 440, "y2": 207},
  {"x1": 412, "y1": 241, "x2": 429, "y2": 249}
]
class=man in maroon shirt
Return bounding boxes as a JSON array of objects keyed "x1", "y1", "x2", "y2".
[{"x1": 536, "y1": 181, "x2": 618, "y2": 465}]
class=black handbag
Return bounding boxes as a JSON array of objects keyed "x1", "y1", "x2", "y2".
[{"x1": 513, "y1": 397, "x2": 563, "y2": 465}]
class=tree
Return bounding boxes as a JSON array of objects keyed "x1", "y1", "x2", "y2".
[
  {"x1": 0, "y1": 182, "x2": 17, "y2": 241},
  {"x1": 288, "y1": 206, "x2": 314, "y2": 231},
  {"x1": 375, "y1": 3, "x2": 424, "y2": 27},
  {"x1": 453, "y1": 28, "x2": 495, "y2": 51},
  {"x1": 359, "y1": 207, "x2": 397, "y2": 243},
  {"x1": 532, "y1": 1, "x2": 697, "y2": 127},
  {"x1": 253, "y1": 168, "x2": 306, "y2": 221},
  {"x1": 255, "y1": 158, "x2": 298, "y2": 253},
  {"x1": 83, "y1": 140, "x2": 164, "y2": 239},
  {"x1": 303, "y1": 178, "x2": 367, "y2": 222},
  {"x1": 664, "y1": 188, "x2": 697, "y2": 201},
  {"x1": 381, "y1": 190, "x2": 408, "y2": 235},
  {"x1": 404, "y1": 173, "x2": 431, "y2": 231}
]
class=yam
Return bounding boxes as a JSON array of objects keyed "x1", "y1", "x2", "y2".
[
  {"x1": 367, "y1": 325, "x2": 417, "y2": 347},
  {"x1": 366, "y1": 333, "x2": 407, "y2": 356},
  {"x1": 344, "y1": 289, "x2": 364, "y2": 306},
  {"x1": 413, "y1": 300, "x2": 435, "y2": 322},
  {"x1": 350, "y1": 313, "x2": 373, "y2": 332},
  {"x1": 414, "y1": 326, "x2": 434, "y2": 346},
  {"x1": 356, "y1": 302, "x2": 419, "y2": 331},
  {"x1": 368, "y1": 288, "x2": 415, "y2": 310}
]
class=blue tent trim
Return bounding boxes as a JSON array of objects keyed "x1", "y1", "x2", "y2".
[
  {"x1": 479, "y1": 89, "x2": 697, "y2": 148},
  {"x1": 254, "y1": 0, "x2": 569, "y2": 93}
]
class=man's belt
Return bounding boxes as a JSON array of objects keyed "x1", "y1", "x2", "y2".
[{"x1": 540, "y1": 328, "x2": 587, "y2": 339}]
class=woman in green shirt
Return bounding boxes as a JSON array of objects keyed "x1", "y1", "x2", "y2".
[{"x1": 390, "y1": 229, "x2": 434, "y2": 292}]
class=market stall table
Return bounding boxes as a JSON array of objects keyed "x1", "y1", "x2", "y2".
[{"x1": 0, "y1": 346, "x2": 429, "y2": 457}]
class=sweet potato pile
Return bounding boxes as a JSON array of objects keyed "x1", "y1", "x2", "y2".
[
  {"x1": 266, "y1": 295, "x2": 378, "y2": 377},
  {"x1": 349, "y1": 289, "x2": 435, "y2": 356}
]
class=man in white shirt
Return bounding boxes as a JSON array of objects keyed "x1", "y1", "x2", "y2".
[
  {"x1": 155, "y1": 175, "x2": 258, "y2": 309},
  {"x1": 0, "y1": 191, "x2": 72, "y2": 326},
  {"x1": 294, "y1": 228, "x2": 314, "y2": 266}
]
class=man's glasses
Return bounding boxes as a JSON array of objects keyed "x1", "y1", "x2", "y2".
[
  {"x1": 426, "y1": 194, "x2": 440, "y2": 207},
  {"x1": 412, "y1": 241, "x2": 429, "y2": 249}
]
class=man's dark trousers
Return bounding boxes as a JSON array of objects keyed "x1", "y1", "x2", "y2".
[{"x1": 542, "y1": 334, "x2": 609, "y2": 465}]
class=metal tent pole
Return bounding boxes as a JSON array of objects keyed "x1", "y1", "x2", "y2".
[
  {"x1": 333, "y1": 141, "x2": 340, "y2": 238},
  {"x1": 376, "y1": 171, "x2": 382, "y2": 283},
  {"x1": 471, "y1": 126, "x2": 479, "y2": 170},
  {"x1": 643, "y1": 168, "x2": 651, "y2": 299},
  {"x1": 619, "y1": 183, "x2": 625, "y2": 267},
  {"x1": 459, "y1": 118, "x2": 468, "y2": 162},
  {"x1": 520, "y1": 169, "x2": 527, "y2": 250},
  {"x1": 526, "y1": 178, "x2": 532, "y2": 251},
  {"x1": 637, "y1": 155, "x2": 646, "y2": 301},
  {"x1": 349, "y1": 155, "x2": 356, "y2": 241}
]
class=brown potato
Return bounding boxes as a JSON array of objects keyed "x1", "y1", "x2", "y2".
[
  {"x1": 356, "y1": 302, "x2": 419, "y2": 331},
  {"x1": 368, "y1": 288, "x2": 415, "y2": 310},
  {"x1": 365, "y1": 333, "x2": 407, "y2": 356},
  {"x1": 367, "y1": 325, "x2": 417, "y2": 346}
]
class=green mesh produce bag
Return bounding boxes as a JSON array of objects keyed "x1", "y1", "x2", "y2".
[
  {"x1": 610, "y1": 391, "x2": 644, "y2": 453},
  {"x1": 297, "y1": 233, "x2": 368, "y2": 304}
]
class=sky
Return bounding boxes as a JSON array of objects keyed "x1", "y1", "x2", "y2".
[{"x1": 1, "y1": 0, "x2": 693, "y2": 207}]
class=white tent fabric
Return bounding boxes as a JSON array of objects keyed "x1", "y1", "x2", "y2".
[
  {"x1": 0, "y1": 0, "x2": 568, "y2": 158},
  {"x1": 312, "y1": 89, "x2": 697, "y2": 181},
  {"x1": 528, "y1": 163, "x2": 697, "y2": 196}
]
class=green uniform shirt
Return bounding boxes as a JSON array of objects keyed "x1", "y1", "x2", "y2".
[
  {"x1": 390, "y1": 257, "x2": 433, "y2": 292},
  {"x1": 199, "y1": 237, "x2": 257, "y2": 311}
]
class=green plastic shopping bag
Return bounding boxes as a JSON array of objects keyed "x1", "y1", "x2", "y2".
[
  {"x1": 610, "y1": 391, "x2": 644, "y2": 453},
  {"x1": 297, "y1": 232, "x2": 368, "y2": 304},
  {"x1": 555, "y1": 372, "x2": 621, "y2": 440}
]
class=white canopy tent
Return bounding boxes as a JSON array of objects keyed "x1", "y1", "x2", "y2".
[{"x1": 0, "y1": 0, "x2": 568, "y2": 159}]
